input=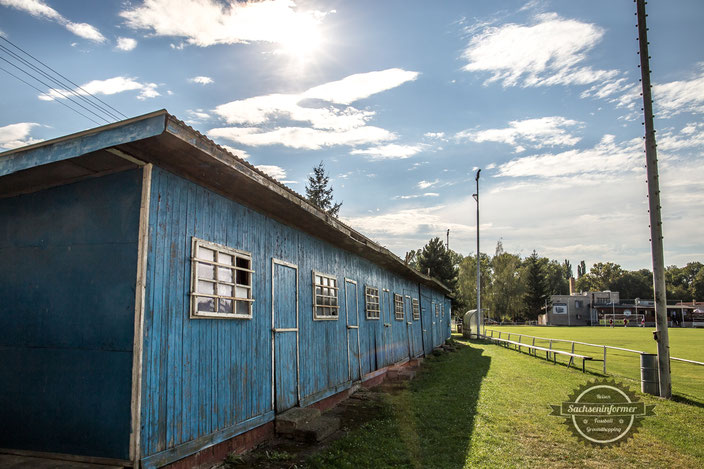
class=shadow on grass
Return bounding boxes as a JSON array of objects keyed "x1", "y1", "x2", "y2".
[
  {"x1": 672, "y1": 394, "x2": 704, "y2": 409},
  {"x1": 392, "y1": 342, "x2": 492, "y2": 469},
  {"x1": 306, "y1": 342, "x2": 491, "y2": 469}
]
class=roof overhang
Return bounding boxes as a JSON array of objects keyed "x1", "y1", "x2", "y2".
[{"x1": 0, "y1": 110, "x2": 451, "y2": 295}]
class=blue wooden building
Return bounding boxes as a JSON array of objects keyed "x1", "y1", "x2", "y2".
[{"x1": 0, "y1": 111, "x2": 452, "y2": 468}]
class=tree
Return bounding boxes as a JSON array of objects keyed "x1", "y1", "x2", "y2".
[
  {"x1": 457, "y1": 251, "x2": 492, "y2": 317},
  {"x1": 693, "y1": 268, "x2": 704, "y2": 301},
  {"x1": 305, "y1": 161, "x2": 342, "y2": 216},
  {"x1": 417, "y1": 237, "x2": 458, "y2": 292},
  {"x1": 563, "y1": 259, "x2": 573, "y2": 279},
  {"x1": 489, "y1": 241, "x2": 524, "y2": 322},
  {"x1": 577, "y1": 260, "x2": 587, "y2": 278},
  {"x1": 543, "y1": 258, "x2": 569, "y2": 295},
  {"x1": 523, "y1": 250, "x2": 549, "y2": 320},
  {"x1": 576, "y1": 262, "x2": 623, "y2": 292},
  {"x1": 613, "y1": 269, "x2": 653, "y2": 300}
]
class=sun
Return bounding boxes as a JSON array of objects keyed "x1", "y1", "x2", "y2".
[{"x1": 278, "y1": 12, "x2": 324, "y2": 63}]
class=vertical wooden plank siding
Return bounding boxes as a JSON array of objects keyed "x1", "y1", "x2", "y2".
[
  {"x1": 0, "y1": 169, "x2": 142, "y2": 460},
  {"x1": 140, "y1": 168, "x2": 447, "y2": 459},
  {"x1": 129, "y1": 164, "x2": 153, "y2": 463}
]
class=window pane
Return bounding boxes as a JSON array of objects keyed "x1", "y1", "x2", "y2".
[
  {"x1": 236, "y1": 301, "x2": 249, "y2": 316},
  {"x1": 236, "y1": 270, "x2": 249, "y2": 286},
  {"x1": 198, "y1": 247, "x2": 215, "y2": 261},
  {"x1": 315, "y1": 286, "x2": 322, "y2": 295},
  {"x1": 197, "y1": 280, "x2": 215, "y2": 294},
  {"x1": 198, "y1": 262, "x2": 215, "y2": 279},
  {"x1": 218, "y1": 284, "x2": 233, "y2": 297},
  {"x1": 219, "y1": 298, "x2": 233, "y2": 314},
  {"x1": 236, "y1": 257, "x2": 250, "y2": 269},
  {"x1": 235, "y1": 285, "x2": 249, "y2": 299},
  {"x1": 315, "y1": 275, "x2": 322, "y2": 285},
  {"x1": 197, "y1": 296, "x2": 215, "y2": 312},
  {"x1": 218, "y1": 267, "x2": 233, "y2": 283},
  {"x1": 218, "y1": 252, "x2": 233, "y2": 265}
]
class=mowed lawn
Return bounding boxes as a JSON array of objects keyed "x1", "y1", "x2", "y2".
[
  {"x1": 306, "y1": 338, "x2": 704, "y2": 468},
  {"x1": 483, "y1": 326, "x2": 704, "y2": 403}
]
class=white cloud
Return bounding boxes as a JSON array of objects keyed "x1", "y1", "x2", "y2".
[
  {"x1": 462, "y1": 13, "x2": 619, "y2": 89},
  {"x1": 219, "y1": 144, "x2": 249, "y2": 159},
  {"x1": 344, "y1": 205, "x2": 472, "y2": 237},
  {"x1": 210, "y1": 69, "x2": 417, "y2": 149},
  {"x1": 121, "y1": 0, "x2": 330, "y2": 47},
  {"x1": 653, "y1": 72, "x2": 704, "y2": 117},
  {"x1": 303, "y1": 69, "x2": 419, "y2": 105},
  {"x1": 456, "y1": 116, "x2": 582, "y2": 152},
  {"x1": 424, "y1": 132, "x2": 445, "y2": 139},
  {"x1": 255, "y1": 164, "x2": 287, "y2": 180},
  {"x1": 115, "y1": 37, "x2": 137, "y2": 51},
  {"x1": 350, "y1": 143, "x2": 424, "y2": 160},
  {"x1": 0, "y1": 122, "x2": 42, "y2": 149},
  {"x1": 189, "y1": 76, "x2": 214, "y2": 85},
  {"x1": 495, "y1": 134, "x2": 642, "y2": 179},
  {"x1": 485, "y1": 163, "x2": 497, "y2": 170},
  {"x1": 208, "y1": 125, "x2": 394, "y2": 150},
  {"x1": 393, "y1": 193, "x2": 440, "y2": 200},
  {"x1": 417, "y1": 179, "x2": 439, "y2": 189},
  {"x1": 0, "y1": 0, "x2": 105, "y2": 42},
  {"x1": 38, "y1": 76, "x2": 159, "y2": 101}
]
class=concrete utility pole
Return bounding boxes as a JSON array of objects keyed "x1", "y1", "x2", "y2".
[
  {"x1": 473, "y1": 169, "x2": 482, "y2": 335},
  {"x1": 446, "y1": 228, "x2": 450, "y2": 251},
  {"x1": 636, "y1": 0, "x2": 671, "y2": 398}
]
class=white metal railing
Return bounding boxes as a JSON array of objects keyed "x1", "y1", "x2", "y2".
[{"x1": 482, "y1": 327, "x2": 704, "y2": 374}]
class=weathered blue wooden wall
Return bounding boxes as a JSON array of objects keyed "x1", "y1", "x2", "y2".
[
  {"x1": 0, "y1": 169, "x2": 142, "y2": 460},
  {"x1": 140, "y1": 168, "x2": 450, "y2": 461}
]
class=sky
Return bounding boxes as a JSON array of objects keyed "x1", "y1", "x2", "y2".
[{"x1": 1, "y1": 0, "x2": 703, "y2": 271}]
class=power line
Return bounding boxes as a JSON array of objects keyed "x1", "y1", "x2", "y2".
[
  {"x1": 0, "y1": 54, "x2": 112, "y2": 124},
  {"x1": 0, "y1": 65, "x2": 102, "y2": 126},
  {"x1": 0, "y1": 36, "x2": 129, "y2": 125},
  {"x1": 0, "y1": 43, "x2": 122, "y2": 122},
  {"x1": 0, "y1": 36, "x2": 128, "y2": 120}
]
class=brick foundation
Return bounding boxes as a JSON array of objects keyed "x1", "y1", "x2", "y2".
[{"x1": 164, "y1": 422, "x2": 274, "y2": 469}]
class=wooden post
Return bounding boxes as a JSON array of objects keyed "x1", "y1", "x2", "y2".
[{"x1": 603, "y1": 346, "x2": 607, "y2": 374}]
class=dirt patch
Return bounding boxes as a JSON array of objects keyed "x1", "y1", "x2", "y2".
[{"x1": 213, "y1": 385, "x2": 406, "y2": 469}]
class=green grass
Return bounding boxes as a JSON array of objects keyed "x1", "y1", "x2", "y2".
[
  {"x1": 306, "y1": 338, "x2": 704, "y2": 468},
  {"x1": 484, "y1": 326, "x2": 704, "y2": 403}
]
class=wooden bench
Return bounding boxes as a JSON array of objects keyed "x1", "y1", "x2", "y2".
[{"x1": 487, "y1": 337, "x2": 593, "y2": 372}]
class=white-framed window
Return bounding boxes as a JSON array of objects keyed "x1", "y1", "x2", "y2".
[
  {"x1": 190, "y1": 237, "x2": 254, "y2": 319},
  {"x1": 412, "y1": 298, "x2": 420, "y2": 321},
  {"x1": 313, "y1": 271, "x2": 339, "y2": 320},
  {"x1": 365, "y1": 286, "x2": 380, "y2": 319},
  {"x1": 394, "y1": 293, "x2": 404, "y2": 320}
]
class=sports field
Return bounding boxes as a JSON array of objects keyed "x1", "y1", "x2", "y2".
[
  {"x1": 483, "y1": 325, "x2": 704, "y2": 403},
  {"x1": 300, "y1": 337, "x2": 704, "y2": 468}
]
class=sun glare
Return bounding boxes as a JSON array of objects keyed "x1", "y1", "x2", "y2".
[{"x1": 278, "y1": 12, "x2": 324, "y2": 64}]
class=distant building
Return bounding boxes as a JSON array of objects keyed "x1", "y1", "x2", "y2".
[{"x1": 543, "y1": 278, "x2": 619, "y2": 326}]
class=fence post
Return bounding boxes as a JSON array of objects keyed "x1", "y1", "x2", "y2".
[
  {"x1": 568, "y1": 341, "x2": 575, "y2": 368},
  {"x1": 603, "y1": 346, "x2": 607, "y2": 374}
]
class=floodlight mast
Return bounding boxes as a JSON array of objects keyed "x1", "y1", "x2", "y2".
[
  {"x1": 636, "y1": 0, "x2": 671, "y2": 398},
  {"x1": 474, "y1": 169, "x2": 481, "y2": 336}
]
